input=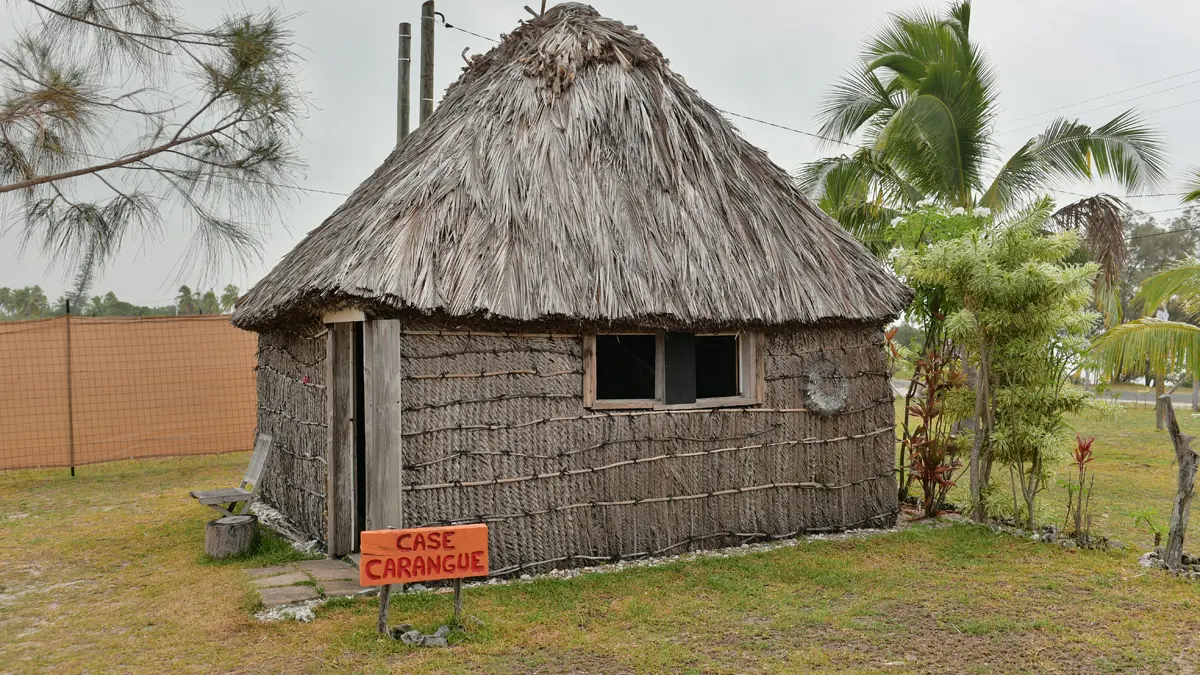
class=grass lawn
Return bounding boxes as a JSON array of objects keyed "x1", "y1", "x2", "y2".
[{"x1": 4, "y1": 406, "x2": 1200, "y2": 673}]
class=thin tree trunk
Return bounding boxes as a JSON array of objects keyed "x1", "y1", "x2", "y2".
[
  {"x1": 1192, "y1": 376, "x2": 1197, "y2": 413},
  {"x1": 970, "y1": 343, "x2": 991, "y2": 523},
  {"x1": 1163, "y1": 397, "x2": 1198, "y2": 571},
  {"x1": 1156, "y1": 368, "x2": 1167, "y2": 431},
  {"x1": 898, "y1": 376, "x2": 919, "y2": 503}
]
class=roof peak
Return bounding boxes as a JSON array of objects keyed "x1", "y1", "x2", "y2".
[
  {"x1": 233, "y1": 5, "x2": 910, "y2": 331},
  {"x1": 452, "y1": 2, "x2": 663, "y2": 101}
]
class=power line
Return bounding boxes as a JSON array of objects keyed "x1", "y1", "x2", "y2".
[
  {"x1": 1002, "y1": 78, "x2": 1200, "y2": 135},
  {"x1": 438, "y1": 14, "x2": 500, "y2": 44},
  {"x1": 1005, "y1": 66, "x2": 1200, "y2": 124},
  {"x1": 1127, "y1": 219, "x2": 1200, "y2": 242},
  {"x1": 442, "y1": 21, "x2": 499, "y2": 44},
  {"x1": 1145, "y1": 98, "x2": 1200, "y2": 115},
  {"x1": 715, "y1": 109, "x2": 857, "y2": 149}
]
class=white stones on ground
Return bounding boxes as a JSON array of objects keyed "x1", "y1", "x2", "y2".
[
  {"x1": 249, "y1": 502, "x2": 321, "y2": 554},
  {"x1": 407, "y1": 583, "x2": 431, "y2": 593},
  {"x1": 257, "y1": 589, "x2": 321, "y2": 615},
  {"x1": 394, "y1": 625, "x2": 451, "y2": 648}
]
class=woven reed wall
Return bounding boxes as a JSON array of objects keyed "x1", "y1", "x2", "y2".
[
  {"x1": 399, "y1": 323, "x2": 896, "y2": 576},
  {"x1": 256, "y1": 329, "x2": 328, "y2": 541}
]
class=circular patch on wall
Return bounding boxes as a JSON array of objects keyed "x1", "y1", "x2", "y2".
[{"x1": 804, "y1": 358, "x2": 849, "y2": 415}]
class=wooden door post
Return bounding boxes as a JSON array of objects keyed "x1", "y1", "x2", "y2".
[{"x1": 363, "y1": 319, "x2": 405, "y2": 634}]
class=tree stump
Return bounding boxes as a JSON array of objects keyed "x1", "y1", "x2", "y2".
[{"x1": 205, "y1": 515, "x2": 257, "y2": 559}]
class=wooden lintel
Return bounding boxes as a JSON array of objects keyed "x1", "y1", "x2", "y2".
[{"x1": 323, "y1": 309, "x2": 366, "y2": 324}]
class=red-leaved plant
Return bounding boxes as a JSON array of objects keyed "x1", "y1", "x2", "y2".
[
  {"x1": 1064, "y1": 434, "x2": 1096, "y2": 547},
  {"x1": 905, "y1": 351, "x2": 965, "y2": 518}
]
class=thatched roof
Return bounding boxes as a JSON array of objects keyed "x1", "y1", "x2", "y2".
[{"x1": 233, "y1": 3, "x2": 911, "y2": 332}]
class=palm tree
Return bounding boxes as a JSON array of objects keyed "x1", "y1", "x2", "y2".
[
  {"x1": 219, "y1": 285, "x2": 240, "y2": 313},
  {"x1": 798, "y1": 1, "x2": 1167, "y2": 264},
  {"x1": 175, "y1": 285, "x2": 199, "y2": 315},
  {"x1": 1091, "y1": 261, "x2": 1200, "y2": 428},
  {"x1": 199, "y1": 290, "x2": 220, "y2": 315},
  {"x1": 10, "y1": 286, "x2": 49, "y2": 319}
]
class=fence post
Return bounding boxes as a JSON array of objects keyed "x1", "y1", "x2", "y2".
[{"x1": 66, "y1": 300, "x2": 76, "y2": 477}]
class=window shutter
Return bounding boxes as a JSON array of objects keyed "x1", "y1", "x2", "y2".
[{"x1": 664, "y1": 332, "x2": 697, "y2": 404}]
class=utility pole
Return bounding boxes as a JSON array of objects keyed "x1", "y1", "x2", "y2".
[
  {"x1": 420, "y1": 1, "x2": 436, "y2": 123},
  {"x1": 397, "y1": 22, "x2": 412, "y2": 143}
]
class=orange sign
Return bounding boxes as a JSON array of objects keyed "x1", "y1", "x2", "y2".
[{"x1": 359, "y1": 524, "x2": 489, "y2": 586}]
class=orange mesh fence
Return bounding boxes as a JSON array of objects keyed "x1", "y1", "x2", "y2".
[{"x1": 0, "y1": 315, "x2": 257, "y2": 471}]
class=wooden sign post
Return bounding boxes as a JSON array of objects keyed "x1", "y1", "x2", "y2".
[{"x1": 360, "y1": 524, "x2": 489, "y2": 635}]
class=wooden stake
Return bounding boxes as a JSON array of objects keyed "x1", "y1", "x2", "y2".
[
  {"x1": 397, "y1": 23, "x2": 412, "y2": 144},
  {"x1": 377, "y1": 583, "x2": 391, "y2": 635},
  {"x1": 1163, "y1": 396, "x2": 1198, "y2": 571},
  {"x1": 65, "y1": 303, "x2": 75, "y2": 477},
  {"x1": 419, "y1": 1, "x2": 435, "y2": 123},
  {"x1": 453, "y1": 578, "x2": 463, "y2": 621}
]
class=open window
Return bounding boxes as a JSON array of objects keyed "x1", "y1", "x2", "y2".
[{"x1": 583, "y1": 331, "x2": 763, "y2": 410}]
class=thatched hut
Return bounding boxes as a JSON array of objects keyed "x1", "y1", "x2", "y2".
[{"x1": 232, "y1": 3, "x2": 912, "y2": 573}]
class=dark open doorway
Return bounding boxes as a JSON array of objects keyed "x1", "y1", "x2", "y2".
[{"x1": 353, "y1": 321, "x2": 367, "y2": 548}]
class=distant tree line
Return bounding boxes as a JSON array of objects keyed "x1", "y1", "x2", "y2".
[{"x1": 0, "y1": 284, "x2": 241, "y2": 321}]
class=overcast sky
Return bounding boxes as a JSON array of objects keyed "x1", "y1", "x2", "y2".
[{"x1": 4, "y1": 0, "x2": 1199, "y2": 306}]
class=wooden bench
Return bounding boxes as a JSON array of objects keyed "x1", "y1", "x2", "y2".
[{"x1": 190, "y1": 434, "x2": 273, "y2": 517}]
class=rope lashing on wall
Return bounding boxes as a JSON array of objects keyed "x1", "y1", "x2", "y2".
[
  {"x1": 765, "y1": 341, "x2": 887, "y2": 358},
  {"x1": 402, "y1": 345, "x2": 580, "y2": 360},
  {"x1": 400, "y1": 395, "x2": 895, "y2": 438},
  {"x1": 402, "y1": 391, "x2": 582, "y2": 412},
  {"x1": 258, "y1": 363, "x2": 328, "y2": 390},
  {"x1": 404, "y1": 423, "x2": 787, "y2": 469},
  {"x1": 405, "y1": 368, "x2": 582, "y2": 381},
  {"x1": 403, "y1": 428, "x2": 893, "y2": 491},
  {"x1": 765, "y1": 368, "x2": 889, "y2": 382},
  {"x1": 413, "y1": 476, "x2": 895, "y2": 525},
  {"x1": 273, "y1": 444, "x2": 328, "y2": 465},
  {"x1": 274, "y1": 474, "x2": 327, "y2": 499},
  {"x1": 255, "y1": 343, "x2": 328, "y2": 368},
  {"x1": 258, "y1": 405, "x2": 326, "y2": 428}
]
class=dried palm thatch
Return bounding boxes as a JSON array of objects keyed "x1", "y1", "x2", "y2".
[
  {"x1": 1051, "y1": 193, "x2": 1130, "y2": 286},
  {"x1": 232, "y1": 3, "x2": 911, "y2": 332}
]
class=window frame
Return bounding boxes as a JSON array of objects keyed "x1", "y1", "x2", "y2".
[{"x1": 582, "y1": 330, "x2": 763, "y2": 410}]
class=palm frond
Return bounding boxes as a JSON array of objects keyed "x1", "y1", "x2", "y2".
[
  {"x1": 1094, "y1": 274, "x2": 1123, "y2": 328},
  {"x1": 814, "y1": 65, "x2": 897, "y2": 144},
  {"x1": 1051, "y1": 194, "x2": 1129, "y2": 285},
  {"x1": 795, "y1": 150, "x2": 922, "y2": 250},
  {"x1": 1027, "y1": 111, "x2": 1168, "y2": 194},
  {"x1": 1183, "y1": 168, "x2": 1200, "y2": 203},
  {"x1": 1090, "y1": 318, "x2": 1200, "y2": 380},
  {"x1": 980, "y1": 139, "x2": 1041, "y2": 212},
  {"x1": 1134, "y1": 261, "x2": 1200, "y2": 318}
]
